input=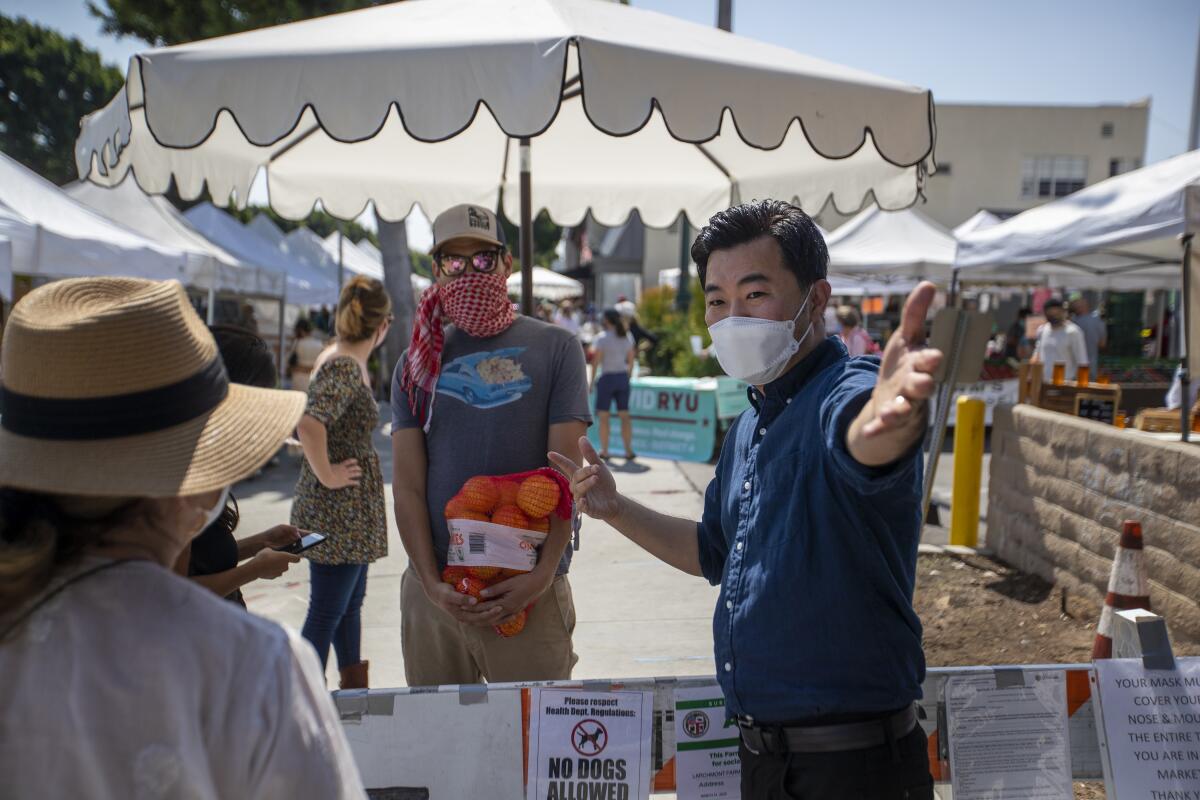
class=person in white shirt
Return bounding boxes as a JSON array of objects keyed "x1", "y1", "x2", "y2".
[
  {"x1": 0, "y1": 277, "x2": 365, "y2": 800},
  {"x1": 1031, "y1": 297, "x2": 1089, "y2": 382}
]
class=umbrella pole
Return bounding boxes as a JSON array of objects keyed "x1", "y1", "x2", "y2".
[
  {"x1": 519, "y1": 137, "x2": 534, "y2": 317},
  {"x1": 1182, "y1": 234, "x2": 1193, "y2": 443}
]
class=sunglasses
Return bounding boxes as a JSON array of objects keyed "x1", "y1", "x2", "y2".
[{"x1": 434, "y1": 249, "x2": 503, "y2": 277}]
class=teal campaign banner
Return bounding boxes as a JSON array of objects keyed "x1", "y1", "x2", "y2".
[{"x1": 589, "y1": 377, "x2": 718, "y2": 462}]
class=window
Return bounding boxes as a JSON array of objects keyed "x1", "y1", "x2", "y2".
[
  {"x1": 1021, "y1": 156, "x2": 1087, "y2": 198},
  {"x1": 1101, "y1": 122, "x2": 1114, "y2": 138},
  {"x1": 1109, "y1": 157, "x2": 1141, "y2": 177}
]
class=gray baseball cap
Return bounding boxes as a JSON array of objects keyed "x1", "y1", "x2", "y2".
[{"x1": 431, "y1": 204, "x2": 506, "y2": 253}]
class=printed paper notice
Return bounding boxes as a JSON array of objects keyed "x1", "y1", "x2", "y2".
[
  {"x1": 1093, "y1": 657, "x2": 1200, "y2": 800},
  {"x1": 526, "y1": 688, "x2": 653, "y2": 800},
  {"x1": 673, "y1": 687, "x2": 740, "y2": 799},
  {"x1": 947, "y1": 670, "x2": 1072, "y2": 799}
]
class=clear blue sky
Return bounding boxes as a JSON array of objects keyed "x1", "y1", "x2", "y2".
[{"x1": 5, "y1": 0, "x2": 1198, "y2": 165}]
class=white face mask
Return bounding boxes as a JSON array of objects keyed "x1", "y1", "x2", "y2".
[
  {"x1": 196, "y1": 486, "x2": 231, "y2": 534},
  {"x1": 708, "y1": 284, "x2": 817, "y2": 386}
]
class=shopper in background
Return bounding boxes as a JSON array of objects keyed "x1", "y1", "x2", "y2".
[
  {"x1": 1069, "y1": 293, "x2": 1107, "y2": 371},
  {"x1": 836, "y1": 304, "x2": 878, "y2": 357},
  {"x1": 289, "y1": 317, "x2": 328, "y2": 392},
  {"x1": 294, "y1": 276, "x2": 391, "y2": 690},
  {"x1": 1031, "y1": 297, "x2": 1089, "y2": 382},
  {"x1": 178, "y1": 325, "x2": 303, "y2": 605},
  {"x1": 590, "y1": 309, "x2": 637, "y2": 461}
]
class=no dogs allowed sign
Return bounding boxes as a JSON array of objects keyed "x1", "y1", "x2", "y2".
[{"x1": 526, "y1": 688, "x2": 653, "y2": 800}]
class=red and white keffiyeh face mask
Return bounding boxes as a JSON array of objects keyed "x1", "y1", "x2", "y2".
[{"x1": 401, "y1": 272, "x2": 516, "y2": 430}]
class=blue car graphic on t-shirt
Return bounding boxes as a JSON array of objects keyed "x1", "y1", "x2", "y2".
[{"x1": 437, "y1": 347, "x2": 532, "y2": 409}]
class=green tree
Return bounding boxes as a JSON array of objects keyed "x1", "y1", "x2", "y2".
[
  {"x1": 0, "y1": 15, "x2": 124, "y2": 185},
  {"x1": 498, "y1": 209, "x2": 563, "y2": 269},
  {"x1": 89, "y1": 1, "x2": 381, "y2": 47}
]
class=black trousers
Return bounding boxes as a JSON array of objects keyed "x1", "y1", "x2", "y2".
[{"x1": 738, "y1": 724, "x2": 934, "y2": 800}]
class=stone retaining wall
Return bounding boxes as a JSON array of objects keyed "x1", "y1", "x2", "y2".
[{"x1": 987, "y1": 404, "x2": 1200, "y2": 642}]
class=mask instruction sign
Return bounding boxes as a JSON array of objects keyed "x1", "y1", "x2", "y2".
[
  {"x1": 1092, "y1": 657, "x2": 1200, "y2": 799},
  {"x1": 673, "y1": 687, "x2": 740, "y2": 799},
  {"x1": 946, "y1": 670, "x2": 1072, "y2": 800},
  {"x1": 526, "y1": 688, "x2": 653, "y2": 800}
]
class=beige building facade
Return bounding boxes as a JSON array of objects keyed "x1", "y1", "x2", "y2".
[{"x1": 827, "y1": 100, "x2": 1149, "y2": 232}]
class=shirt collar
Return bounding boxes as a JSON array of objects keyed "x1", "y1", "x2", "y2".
[{"x1": 748, "y1": 336, "x2": 848, "y2": 411}]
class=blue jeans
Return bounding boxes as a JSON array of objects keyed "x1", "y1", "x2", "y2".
[{"x1": 301, "y1": 562, "x2": 368, "y2": 670}]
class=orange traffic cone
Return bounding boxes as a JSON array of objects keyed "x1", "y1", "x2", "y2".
[{"x1": 1092, "y1": 521, "x2": 1151, "y2": 659}]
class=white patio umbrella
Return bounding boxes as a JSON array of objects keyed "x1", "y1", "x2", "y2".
[
  {"x1": 76, "y1": 0, "x2": 936, "y2": 315},
  {"x1": 507, "y1": 266, "x2": 584, "y2": 302}
]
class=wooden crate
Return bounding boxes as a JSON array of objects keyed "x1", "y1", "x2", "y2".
[{"x1": 1019, "y1": 362, "x2": 1122, "y2": 422}]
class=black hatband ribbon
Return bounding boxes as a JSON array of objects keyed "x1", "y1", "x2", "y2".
[{"x1": 0, "y1": 357, "x2": 229, "y2": 440}]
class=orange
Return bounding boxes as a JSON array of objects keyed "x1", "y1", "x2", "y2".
[
  {"x1": 467, "y1": 566, "x2": 502, "y2": 581},
  {"x1": 528, "y1": 517, "x2": 550, "y2": 534},
  {"x1": 444, "y1": 494, "x2": 473, "y2": 519},
  {"x1": 453, "y1": 511, "x2": 490, "y2": 523},
  {"x1": 461, "y1": 476, "x2": 500, "y2": 513},
  {"x1": 496, "y1": 480, "x2": 521, "y2": 509},
  {"x1": 491, "y1": 504, "x2": 531, "y2": 530},
  {"x1": 517, "y1": 474, "x2": 560, "y2": 519},
  {"x1": 442, "y1": 566, "x2": 468, "y2": 586},
  {"x1": 454, "y1": 575, "x2": 488, "y2": 599},
  {"x1": 496, "y1": 609, "x2": 528, "y2": 638},
  {"x1": 497, "y1": 568, "x2": 528, "y2": 580}
]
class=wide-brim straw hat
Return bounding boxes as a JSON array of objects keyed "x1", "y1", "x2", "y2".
[{"x1": 0, "y1": 277, "x2": 305, "y2": 497}]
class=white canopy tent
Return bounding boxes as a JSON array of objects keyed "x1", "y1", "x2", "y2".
[
  {"x1": 76, "y1": 0, "x2": 935, "y2": 315},
  {"x1": 955, "y1": 150, "x2": 1200, "y2": 433},
  {"x1": 184, "y1": 203, "x2": 336, "y2": 307},
  {"x1": 824, "y1": 206, "x2": 957, "y2": 282},
  {"x1": 65, "y1": 179, "x2": 285, "y2": 299},
  {"x1": 955, "y1": 149, "x2": 1200, "y2": 292},
  {"x1": 0, "y1": 152, "x2": 188, "y2": 301},
  {"x1": 319, "y1": 231, "x2": 433, "y2": 292},
  {"x1": 507, "y1": 266, "x2": 584, "y2": 302},
  {"x1": 953, "y1": 210, "x2": 1001, "y2": 238}
]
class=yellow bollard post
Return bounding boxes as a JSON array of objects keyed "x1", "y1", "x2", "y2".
[{"x1": 950, "y1": 396, "x2": 986, "y2": 548}]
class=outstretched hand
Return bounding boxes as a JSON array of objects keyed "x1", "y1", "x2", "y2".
[
  {"x1": 848, "y1": 282, "x2": 943, "y2": 463},
  {"x1": 548, "y1": 437, "x2": 622, "y2": 522}
]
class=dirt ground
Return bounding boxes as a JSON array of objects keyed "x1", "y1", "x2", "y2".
[{"x1": 914, "y1": 551, "x2": 1200, "y2": 799}]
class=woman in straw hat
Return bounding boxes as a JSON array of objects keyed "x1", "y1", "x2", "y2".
[{"x1": 0, "y1": 277, "x2": 365, "y2": 798}]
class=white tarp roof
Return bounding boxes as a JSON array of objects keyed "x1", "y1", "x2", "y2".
[
  {"x1": 64, "y1": 179, "x2": 285, "y2": 297},
  {"x1": 507, "y1": 266, "x2": 583, "y2": 301},
  {"x1": 320, "y1": 231, "x2": 432, "y2": 292},
  {"x1": 0, "y1": 151, "x2": 187, "y2": 300},
  {"x1": 953, "y1": 210, "x2": 1001, "y2": 238},
  {"x1": 824, "y1": 205, "x2": 956, "y2": 281},
  {"x1": 184, "y1": 203, "x2": 336, "y2": 306},
  {"x1": 955, "y1": 149, "x2": 1200, "y2": 290},
  {"x1": 77, "y1": 0, "x2": 934, "y2": 229}
]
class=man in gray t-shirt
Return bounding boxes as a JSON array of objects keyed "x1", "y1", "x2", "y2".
[
  {"x1": 390, "y1": 203, "x2": 591, "y2": 687},
  {"x1": 1070, "y1": 296, "x2": 1107, "y2": 371}
]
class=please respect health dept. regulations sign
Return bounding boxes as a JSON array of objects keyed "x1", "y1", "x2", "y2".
[
  {"x1": 526, "y1": 688, "x2": 653, "y2": 800},
  {"x1": 1093, "y1": 658, "x2": 1200, "y2": 800}
]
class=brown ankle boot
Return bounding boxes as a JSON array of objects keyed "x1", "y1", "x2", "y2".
[{"x1": 339, "y1": 660, "x2": 369, "y2": 690}]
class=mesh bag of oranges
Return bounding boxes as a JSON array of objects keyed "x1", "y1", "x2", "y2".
[{"x1": 441, "y1": 468, "x2": 571, "y2": 637}]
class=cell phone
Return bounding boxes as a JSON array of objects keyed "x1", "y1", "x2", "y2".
[{"x1": 274, "y1": 532, "x2": 328, "y2": 554}]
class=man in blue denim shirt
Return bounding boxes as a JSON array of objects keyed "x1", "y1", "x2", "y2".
[{"x1": 551, "y1": 200, "x2": 943, "y2": 798}]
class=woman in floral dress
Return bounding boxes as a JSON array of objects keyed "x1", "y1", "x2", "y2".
[{"x1": 294, "y1": 276, "x2": 391, "y2": 689}]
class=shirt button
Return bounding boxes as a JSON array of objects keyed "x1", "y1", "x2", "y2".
[
  {"x1": 743, "y1": 481, "x2": 751, "y2": 491},
  {"x1": 736, "y1": 541, "x2": 743, "y2": 551},
  {"x1": 758, "y1": 427, "x2": 767, "y2": 436},
  {"x1": 786, "y1": 398, "x2": 792, "y2": 404},
  {"x1": 724, "y1": 662, "x2": 732, "y2": 672},
  {"x1": 726, "y1": 600, "x2": 733, "y2": 610}
]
